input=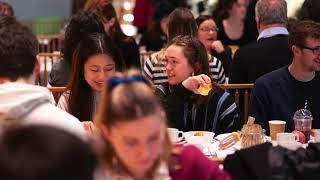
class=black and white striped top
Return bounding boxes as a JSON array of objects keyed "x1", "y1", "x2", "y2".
[{"x1": 143, "y1": 51, "x2": 226, "y2": 86}]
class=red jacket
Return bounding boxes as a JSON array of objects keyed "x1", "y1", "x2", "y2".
[
  {"x1": 170, "y1": 145, "x2": 231, "y2": 180},
  {"x1": 133, "y1": 0, "x2": 153, "y2": 28}
]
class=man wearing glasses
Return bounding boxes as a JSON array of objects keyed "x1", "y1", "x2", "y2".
[{"x1": 249, "y1": 21, "x2": 320, "y2": 134}]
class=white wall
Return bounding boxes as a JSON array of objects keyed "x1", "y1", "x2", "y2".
[{"x1": 3, "y1": 0, "x2": 71, "y2": 21}]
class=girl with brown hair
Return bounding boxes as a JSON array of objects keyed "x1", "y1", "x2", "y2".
[{"x1": 156, "y1": 36, "x2": 242, "y2": 135}]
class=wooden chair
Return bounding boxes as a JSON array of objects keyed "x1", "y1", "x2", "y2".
[
  {"x1": 218, "y1": 83, "x2": 254, "y2": 120},
  {"x1": 48, "y1": 86, "x2": 66, "y2": 103},
  {"x1": 37, "y1": 34, "x2": 64, "y2": 53},
  {"x1": 38, "y1": 52, "x2": 62, "y2": 86},
  {"x1": 139, "y1": 51, "x2": 154, "y2": 69}
]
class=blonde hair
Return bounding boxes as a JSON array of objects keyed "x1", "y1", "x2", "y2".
[{"x1": 94, "y1": 69, "x2": 172, "y2": 178}]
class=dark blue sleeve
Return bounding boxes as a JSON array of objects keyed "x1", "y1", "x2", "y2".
[
  {"x1": 217, "y1": 92, "x2": 243, "y2": 134},
  {"x1": 249, "y1": 80, "x2": 271, "y2": 131}
]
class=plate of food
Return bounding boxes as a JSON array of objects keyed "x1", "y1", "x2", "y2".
[{"x1": 183, "y1": 131, "x2": 215, "y2": 145}]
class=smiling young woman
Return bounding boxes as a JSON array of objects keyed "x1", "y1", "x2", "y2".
[
  {"x1": 156, "y1": 35, "x2": 242, "y2": 135},
  {"x1": 57, "y1": 33, "x2": 125, "y2": 122},
  {"x1": 196, "y1": 15, "x2": 233, "y2": 76}
]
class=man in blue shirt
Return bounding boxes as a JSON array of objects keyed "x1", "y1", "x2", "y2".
[{"x1": 249, "y1": 21, "x2": 320, "y2": 134}]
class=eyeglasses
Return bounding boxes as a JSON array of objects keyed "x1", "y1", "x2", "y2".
[
  {"x1": 298, "y1": 45, "x2": 320, "y2": 55},
  {"x1": 200, "y1": 27, "x2": 219, "y2": 33}
]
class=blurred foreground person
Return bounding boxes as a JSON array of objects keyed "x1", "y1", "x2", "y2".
[
  {"x1": 94, "y1": 69, "x2": 231, "y2": 180},
  {"x1": 0, "y1": 16, "x2": 86, "y2": 139},
  {"x1": 0, "y1": 125, "x2": 97, "y2": 180}
]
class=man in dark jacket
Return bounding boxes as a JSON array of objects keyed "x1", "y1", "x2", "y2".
[{"x1": 229, "y1": 0, "x2": 291, "y2": 84}]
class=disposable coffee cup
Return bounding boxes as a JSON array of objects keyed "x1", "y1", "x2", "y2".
[{"x1": 269, "y1": 120, "x2": 286, "y2": 140}]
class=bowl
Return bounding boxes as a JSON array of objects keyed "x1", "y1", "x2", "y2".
[{"x1": 183, "y1": 131, "x2": 215, "y2": 145}]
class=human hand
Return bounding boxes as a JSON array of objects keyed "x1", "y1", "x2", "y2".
[
  {"x1": 211, "y1": 40, "x2": 225, "y2": 53},
  {"x1": 182, "y1": 74, "x2": 211, "y2": 94},
  {"x1": 82, "y1": 121, "x2": 98, "y2": 136}
]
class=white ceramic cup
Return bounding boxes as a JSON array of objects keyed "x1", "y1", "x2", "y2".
[
  {"x1": 276, "y1": 133, "x2": 299, "y2": 144},
  {"x1": 167, "y1": 128, "x2": 183, "y2": 143},
  {"x1": 278, "y1": 141, "x2": 302, "y2": 150}
]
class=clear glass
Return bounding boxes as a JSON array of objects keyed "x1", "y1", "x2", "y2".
[
  {"x1": 241, "y1": 124, "x2": 265, "y2": 149},
  {"x1": 293, "y1": 109, "x2": 313, "y2": 142}
]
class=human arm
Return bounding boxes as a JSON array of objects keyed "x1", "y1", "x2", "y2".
[
  {"x1": 142, "y1": 50, "x2": 167, "y2": 85},
  {"x1": 211, "y1": 40, "x2": 225, "y2": 54},
  {"x1": 212, "y1": 45, "x2": 232, "y2": 76},
  {"x1": 57, "y1": 92, "x2": 69, "y2": 112},
  {"x1": 182, "y1": 74, "x2": 211, "y2": 94},
  {"x1": 155, "y1": 84, "x2": 192, "y2": 129},
  {"x1": 170, "y1": 145, "x2": 231, "y2": 180},
  {"x1": 248, "y1": 81, "x2": 271, "y2": 132},
  {"x1": 215, "y1": 92, "x2": 243, "y2": 135},
  {"x1": 210, "y1": 57, "x2": 226, "y2": 84},
  {"x1": 142, "y1": 56, "x2": 154, "y2": 83}
]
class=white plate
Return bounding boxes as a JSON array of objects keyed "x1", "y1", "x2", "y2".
[
  {"x1": 183, "y1": 131, "x2": 215, "y2": 145},
  {"x1": 215, "y1": 133, "x2": 232, "y2": 141},
  {"x1": 209, "y1": 133, "x2": 241, "y2": 159}
]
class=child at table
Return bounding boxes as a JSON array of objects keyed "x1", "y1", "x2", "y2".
[{"x1": 94, "y1": 69, "x2": 230, "y2": 180}]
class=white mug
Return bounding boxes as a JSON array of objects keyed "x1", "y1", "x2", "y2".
[
  {"x1": 167, "y1": 128, "x2": 183, "y2": 143},
  {"x1": 276, "y1": 133, "x2": 299, "y2": 144}
]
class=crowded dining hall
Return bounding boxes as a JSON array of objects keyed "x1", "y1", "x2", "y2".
[{"x1": 0, "y1": 0, "x2": 320, "y2": 179}]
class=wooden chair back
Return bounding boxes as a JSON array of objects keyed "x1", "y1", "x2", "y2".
[
  {"x1": 38, "y1": 35, "x2": 64, "y2": 53},
  {"x1": 38, "y1": 53, "x2": 62, "y2": 86},
  {"x1": 218, "y1": 84, "x2": 254, "y2": 120},
  {"x1": 48, "y1": 86, "x2": 66, "y2": 103}
]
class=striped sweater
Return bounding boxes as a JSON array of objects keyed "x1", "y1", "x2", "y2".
[
  {"x1": 155, "y1": 83, "x2": 242, "y2": 135},
  {"x1": 143, "y1": 50, "x2": 226, "y2": 86}
]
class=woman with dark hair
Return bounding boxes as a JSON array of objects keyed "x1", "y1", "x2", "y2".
[
  {"x1": 58, "y1": 33, "x2": 125, "y2": 122},
  {"x1": 156, "y1": 36, "x2": 242, "y2": 134},
  {"x1": 85, "y1": 0, "x2": 140, "y2": 68},
  {"x1": 93, "y1": 69, "x2": 231, "y2": 179},
  {"x1": 212, "y1": 0, "x2": 258, "y2": 47},
  {"x1": 49, "y1": 11, "x2": 106, "y2": 86},
  {"x1": 143, "y1": 7, "x2": 226, "y2": 86},
  {"x1": 196, "y1": 15, "x2": 232, "y2": 76},
  {"x1": 139, "y1": 1, "x2": 174, "y2": 51},
  {"x1": 296, "y1": 0, "x2": 320, "y2": 23}
]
